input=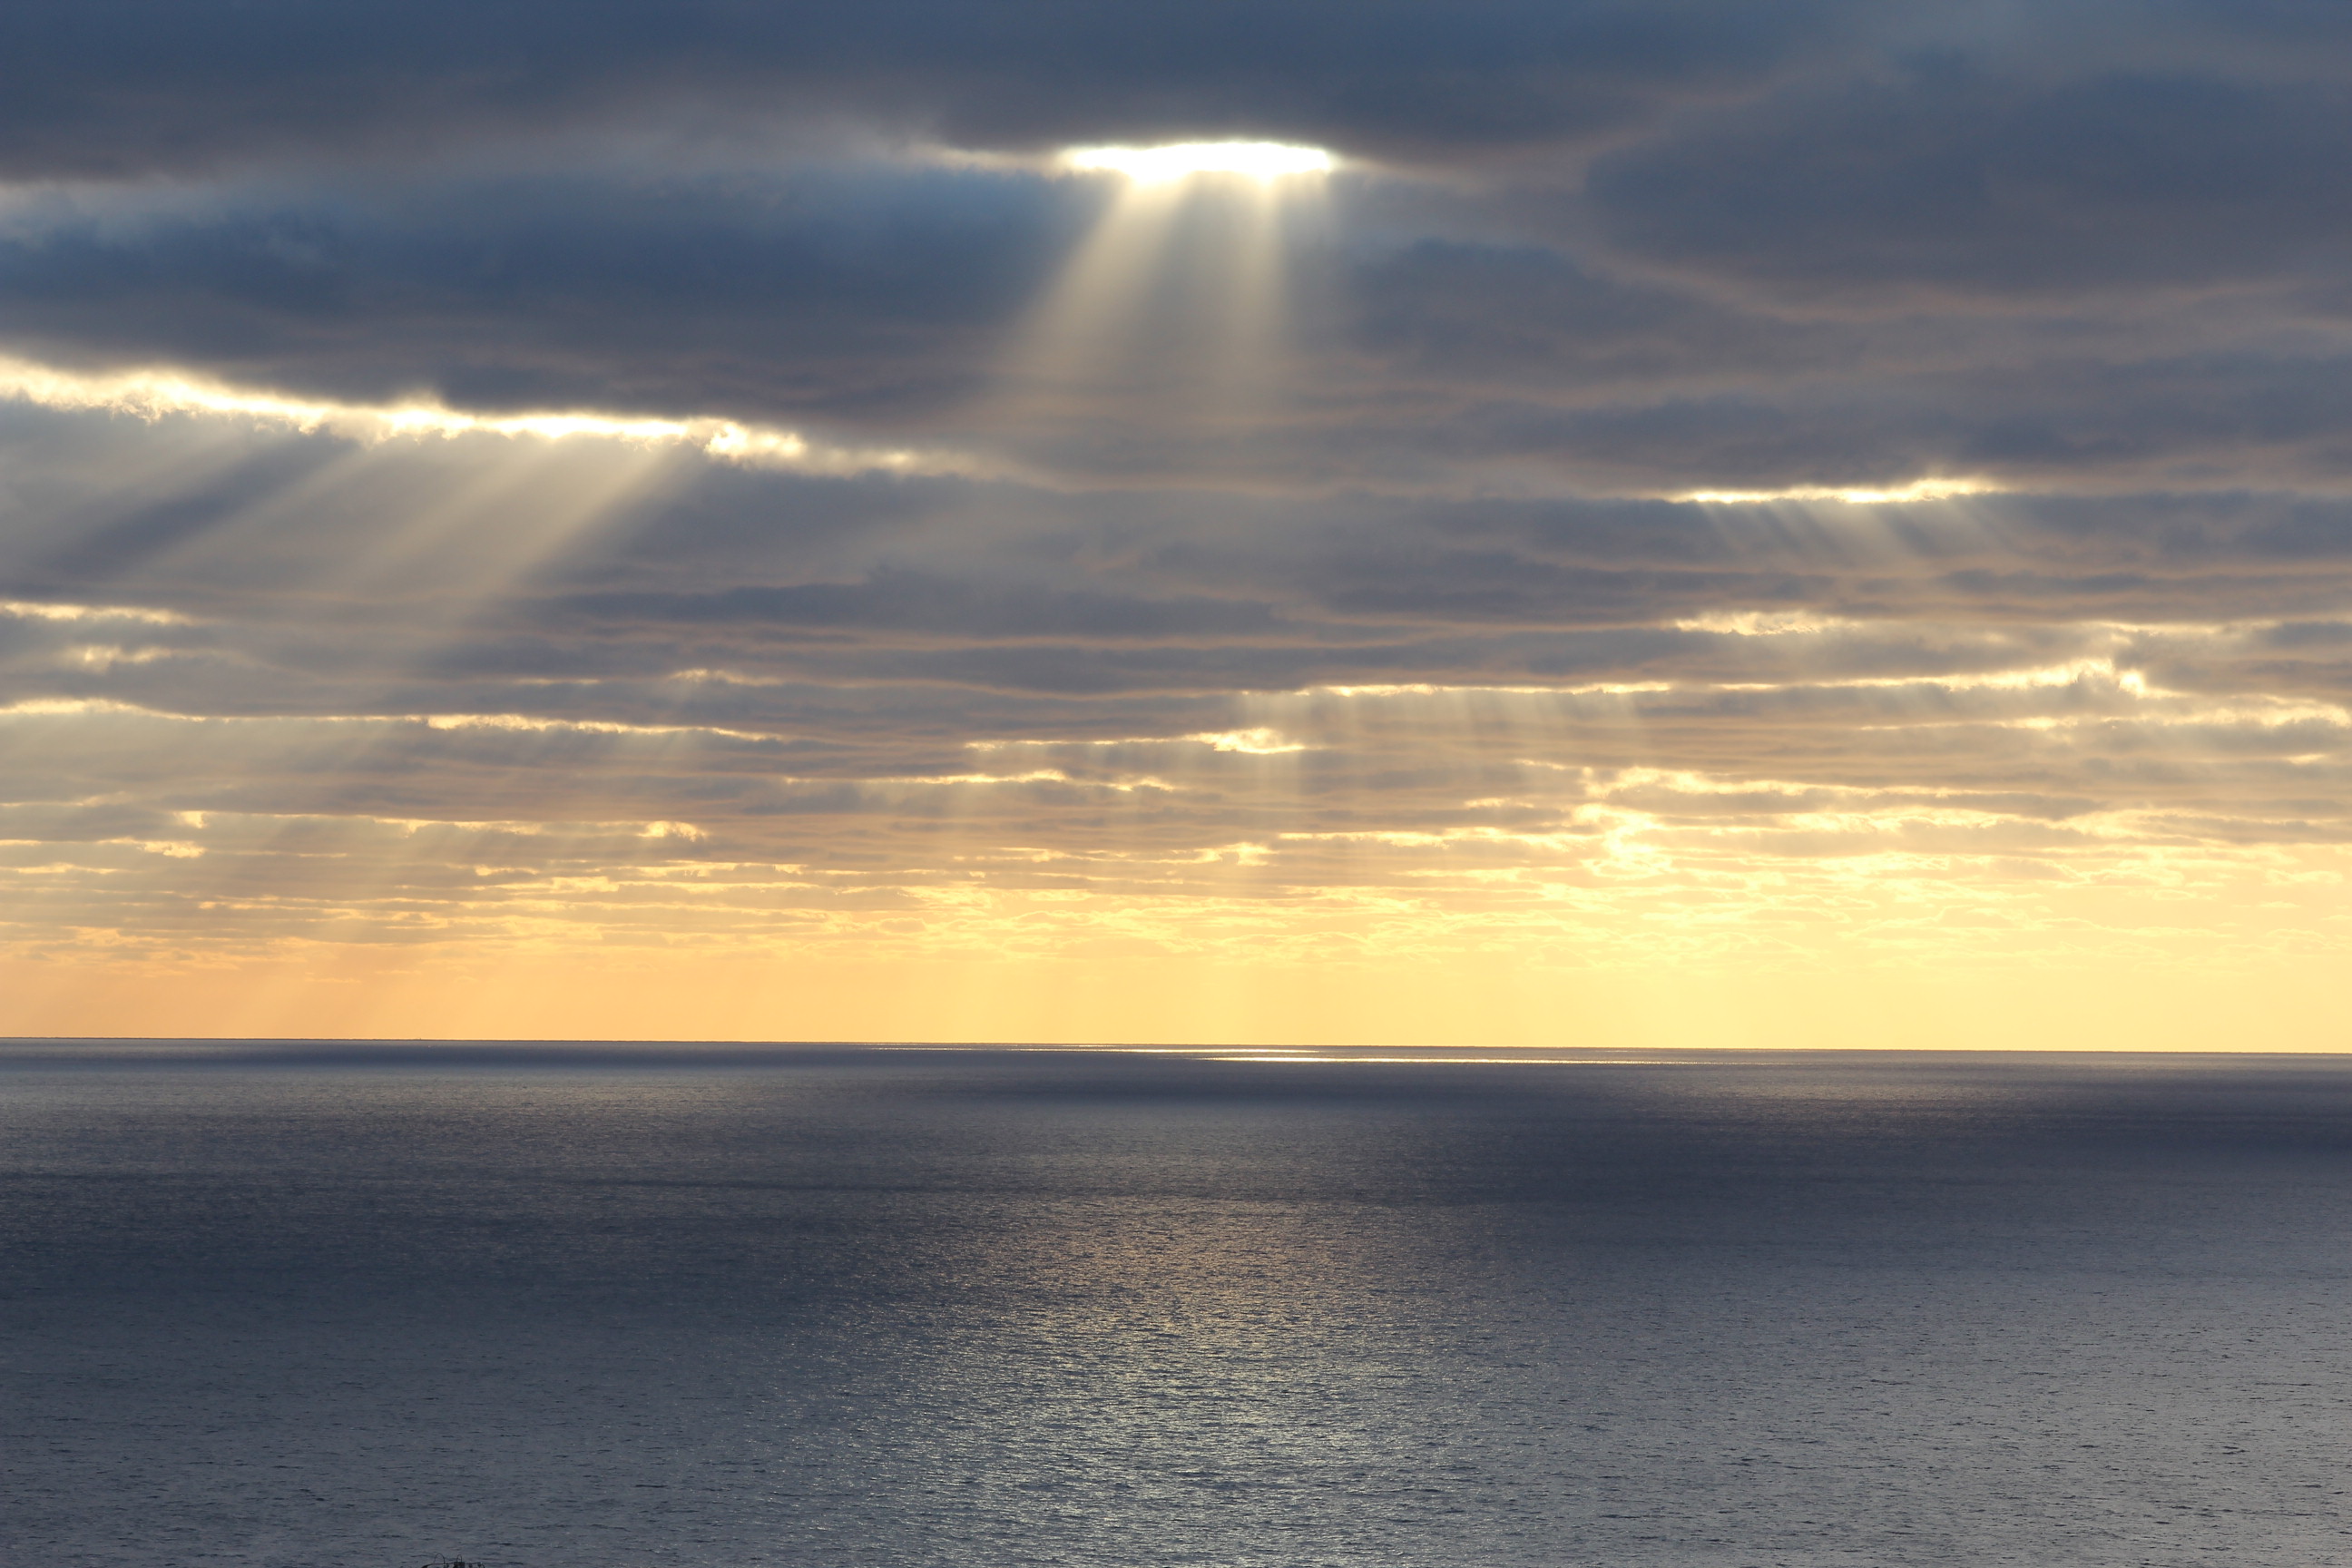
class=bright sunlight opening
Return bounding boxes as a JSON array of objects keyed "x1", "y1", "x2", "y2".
[{"x1": 1061, "y1": 142, "x2": 1336, "y2": 181}]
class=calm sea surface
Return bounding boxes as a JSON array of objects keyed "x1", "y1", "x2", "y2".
[{"x1": 7, "y1": 1044, "x2": 2352, "y2": 1566}]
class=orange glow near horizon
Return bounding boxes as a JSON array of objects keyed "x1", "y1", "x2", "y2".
[{"x1": 4, "y1": 937, "x2": 2346, "y2": 1050}]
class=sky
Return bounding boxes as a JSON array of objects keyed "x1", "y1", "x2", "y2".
[{"x1": 1, "y1": 1, "x2": 2347, "y2": 1047}]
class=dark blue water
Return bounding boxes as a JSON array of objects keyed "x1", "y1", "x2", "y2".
[{"x1": 7, "y1": 1044, "x2": 2352, "y2": 1566}]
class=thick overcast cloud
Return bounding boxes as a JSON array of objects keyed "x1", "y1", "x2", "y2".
[
  {"x1": 0, "y1": 1, "x2": 1853, "y2": 177},
  {"x1": 1, "y1": 1, "x2": 2347, "y2": 1039}
]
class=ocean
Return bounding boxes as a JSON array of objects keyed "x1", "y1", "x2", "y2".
[{"x1": 6, "y1": 1044, "x2": 2351, "y2": 1566}]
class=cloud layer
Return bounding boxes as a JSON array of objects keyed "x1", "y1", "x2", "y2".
[{"x1": 3, "y1": 3, "x2": 2347, "y2": 1040}]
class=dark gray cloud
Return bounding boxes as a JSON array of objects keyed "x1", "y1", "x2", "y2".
[
  {"x1": 17, "y1": 172, "x2": 2352, "y2": 495},
  {"x1": 0, "y1": 1, "x2": 1850, "y2": 179},
  {"x1": 1588, "y1": 67, "x2": 2352, "y2": 298},
  {"x1": 0, "y1": 168, "x2": 1082, "y2": 421}
]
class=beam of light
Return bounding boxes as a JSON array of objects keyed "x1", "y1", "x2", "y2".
[
  {"x1": 0, "y1": 355, "x2": 991, "y2": 478},
  {"x1": 996, "y1": 143, "x2": 1334, "y2": 461},
  {"x1": 1061, "y1": 142, "x2": 1336, "y2": 182}
]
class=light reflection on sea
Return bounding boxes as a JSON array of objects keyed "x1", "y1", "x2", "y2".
[{"x1": 5, "y1": 1044, "x2": 2352, "y2": 1566}]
